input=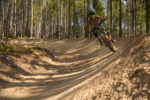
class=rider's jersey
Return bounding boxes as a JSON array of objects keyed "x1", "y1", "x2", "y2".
[{"x1": 88, "y1": 16, "x2": 100, "y2": 31}]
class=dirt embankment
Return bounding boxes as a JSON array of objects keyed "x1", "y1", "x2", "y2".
[
  {"x1": 0, "y1": 39, "x2": 116, "y2": 100},
  {"x1": 64, "y1": 34, "x2": 150, "y2": 100},
  {"x1": 0, "y1": 34, "x2": 150, "y2": 100}
]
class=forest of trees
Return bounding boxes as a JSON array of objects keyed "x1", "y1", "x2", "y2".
[{"x1": 0, "y1": 0, "x2": 149, "y2": 39}]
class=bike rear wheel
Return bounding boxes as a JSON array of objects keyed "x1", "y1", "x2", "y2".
[
  {"x1": 107, "y1": 42, "x2": 117, "y2": 52},
  {"x1": 102, "y1": 36, "x2": 118, "y2": 52}
]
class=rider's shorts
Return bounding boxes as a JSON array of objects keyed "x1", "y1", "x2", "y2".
[
  {"x1": 93, "y1": 28, "x2": 99, "y2": 37},
  {"x1": 93, "y1": 24, "x2": 106, "y2": 37},
  {"x1": 100, "y1": 24, "x2": 106, "y2": 31},
  {"x1": 93, "y1": 32, "x2": 98, "y2": 37}
]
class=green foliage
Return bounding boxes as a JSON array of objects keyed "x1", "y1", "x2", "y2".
[
  {"x1": 0, "y1": 43, "x2": 32, "y2": 53},
  {"x1": 13, "y1": 45, "x2": 32, "y2": 53},
  {"x1": 136, "y1": 1, "x2": 144, "y2": 25},
  {"x1": 76, "y1": 0, "x2": 84, "y2": 17},
  {"x1": 121, "y1": 1, "x2": 126, "y2": 20},
  {"x1": 94, "y1": 1, "x2": 105, "y2": 17},
  {"x1": 0, "y1": 44, "x2": 5, "y2": 51},
  {"x1": 0, "y1": 37, "x2": 9, "y2": 40},
  {"x1": 0, "y1": 36, "x2": 15, "y2": 40},
  {"x1": 33, "y1": 6, "x2": 41, "y2": 26},
  {"x1": 49, "y1": 0, "x2": 57, "y2": 15}
]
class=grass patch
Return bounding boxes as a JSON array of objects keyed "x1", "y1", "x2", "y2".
[{"x1": 0, "y1": 43, "x2": 32, "y2": 53}]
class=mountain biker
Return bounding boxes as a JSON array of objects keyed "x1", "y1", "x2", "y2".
[{"x1": 87, "y1": 8, "x2": 115, "y2": 45}]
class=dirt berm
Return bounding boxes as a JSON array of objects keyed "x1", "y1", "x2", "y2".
[{"x1": 0, "y1": 34, "x2": 150, "y2": 100}]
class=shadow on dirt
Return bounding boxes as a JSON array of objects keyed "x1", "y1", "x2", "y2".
[
  {"x1": 112, "y1": 68, "x2": 150, "y2": 99},
  {"x1": 0, "y1": 39, "x2": 121, "y2": 100},
  {"x1": 129, "y1": 69, "x2": 150, "y2": 99}
]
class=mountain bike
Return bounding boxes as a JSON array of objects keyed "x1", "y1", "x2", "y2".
[{"x1": 98, "y1": 20, "x2": 118, "y2": 52}]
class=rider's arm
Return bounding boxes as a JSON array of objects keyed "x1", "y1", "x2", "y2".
[{"x1": 95, "y1": 15, "x2": 106, "y2": 20}]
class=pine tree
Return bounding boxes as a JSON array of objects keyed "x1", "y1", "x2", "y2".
[{"x1": 119, "y1": 0, "x2": 122, "y2": 37}]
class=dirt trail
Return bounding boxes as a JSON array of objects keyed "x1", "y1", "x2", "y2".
[
  {"x1": 64, "y1": 34, "x2": 150, "y2": 100},
  {"x1": 0, "y1": 35, "x2": 149, "y2": 100}
]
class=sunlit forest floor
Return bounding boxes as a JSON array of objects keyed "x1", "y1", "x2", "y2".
[{"x1": 0, "y1": 34, "x2": 150, "y2": 100}]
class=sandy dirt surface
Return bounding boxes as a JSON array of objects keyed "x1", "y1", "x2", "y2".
[
  {"x1": 0, "y1": 34, "x2": 150, "y2": 100},
  {"x1": 64, "y1": 34, "x2": 150, "y2": 100}
]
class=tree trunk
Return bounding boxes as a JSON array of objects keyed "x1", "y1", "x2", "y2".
[
  {"x1": 110, "y1": 0, "x2": 113, "y2": 34},
  {"x1": 41, "y1": 2, "x2": 47, "y2": 39},
  {"x1": 84, "y1": 0, "x2": 86, "y2": 38},
  {"x1": 140, "y1": 0, "x2": 144, "y2": 34},
  {"x1": 131, "y1": 0, "x2": 135, "y2": 35},
  {"x1": 5, "y1": 1, "x2": 13, "y2": 37},
  {"x1": 30, "y1": 0, "x2": 33, "y2": 38},
  {"x1": 22, "y1": 0, "x2": 25, "y2": 37},
  {"x1": 60, "y1": 0, "x2": 62, "y2": 38},
  {"x1": 134, "y1": 0, "x2": 137, "y2": 35},
  {"x1": 86, "y1": 0, "x2": 90, "y2": 38},
  {"x1": 119, "y1": 0, "x2": 122, "y2": 37},
  {"x1": 37, "y1": 0, "x2": 42, "y2": 39},
  {"x1": 113, "y1": 0, "x2": 118, "y2": 37},
  {"x1": 93, "y1": 0, "x2": 97, "y2": 9},
  {"x1": 25, "y1": 0, "x2": 30, "y2": 37},
  {"x1": 126, "y1": 0, "x2": 129, "y2": 36},
  {"x1": 56, "y1": 0, "x2": 59, "y2": 38},
  {"x1": 0, "y1": 1, "x2": 1, "y2": 22},
  {"x1": 0, "y1": 1, "x2": 2, "y2": 36},
  {"x1": 64, "y1": 0, "x2": 68, "y2": 38},
  {"x1": 68, "y1": 0, "x2": 71, "y2": 38},
  {"x1": 73, "y1": 0, "x2": 76, "y2": 38},
  {"x1": 146, "y1": 0, "x2": 149, "y2": 33},
  {"x1": 14, "y1": 0, "x2": 17, "y2": 37}
]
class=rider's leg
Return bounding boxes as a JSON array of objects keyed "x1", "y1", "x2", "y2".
[
  {"x1": 104, "y1": 31, "x2": 116, "y2": 43},
  {"x1": 100, "y1": 24, "x2": 116, "y2": 43},
  {"x1": 94, "y1": 32, "x2": 102, "y2": 43},
  {"x1": 93, "y1": 31, "x2": 103, "y2": 46},
  {"x1": 106, "y1": 31, "x2": 116, "y2": 43},
  {"x1": 94, "y1": 26, "x2": 104, "y2": 46},
  {"x1": 98, "y1": 37, "x2": 104, "y2": 46}
]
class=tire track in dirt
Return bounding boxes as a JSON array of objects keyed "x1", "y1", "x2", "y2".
[
  {"x1": 62, "y1": 34, "x2": 150, "y2": 100},
  {"x1": 0, "y1": 39, "x2": 122, "y2": 100}
]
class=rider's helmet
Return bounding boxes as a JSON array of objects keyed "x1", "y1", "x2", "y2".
[{"x1": 87, "y1": 8, "x2": 96, "y2": 15}]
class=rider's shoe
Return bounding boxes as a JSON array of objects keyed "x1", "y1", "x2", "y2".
[
  {"x1": 100, "y1": 42, "x2": 104, "y2": 46},
  {"x1": 99, "y1": 39, "x2": 104, "y2": 46},
  {"x1": 111, "y1": 39, "x2": 116, "y2": 43}
]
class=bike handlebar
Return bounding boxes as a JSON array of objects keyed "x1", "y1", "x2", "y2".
[{"x1": 98, "y1": 18, "x2": 107, "y2": 25}]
